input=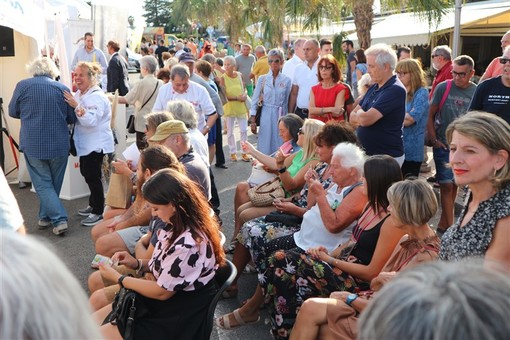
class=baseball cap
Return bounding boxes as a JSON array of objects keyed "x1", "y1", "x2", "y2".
[
  {"x1": 178, "y1": 52, "x2": 195, "y2": 63},
  {"x1": 148, "y1": 120, "x2": 189, "y2": 142}
]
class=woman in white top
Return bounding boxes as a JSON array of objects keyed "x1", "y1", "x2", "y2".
[{"x1": 64, "y1": 62, "x2": 114, "y2": 226}]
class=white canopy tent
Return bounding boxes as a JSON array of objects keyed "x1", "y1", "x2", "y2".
[{"x1": 346, "y1": 0, "x2": 510, "y2": 47}]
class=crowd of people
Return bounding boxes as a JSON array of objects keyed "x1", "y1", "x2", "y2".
[{"x1": 1, "y1": 28, "x2": 509, "y2": 340}]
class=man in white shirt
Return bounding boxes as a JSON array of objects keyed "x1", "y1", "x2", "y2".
[
  {"x1": 282, "y1": 38, "x2": 306, "y2": 80},
  {"x1": 152, "y1": 64, "x2": 218, "y2": 135},
  {"x1": 288, "y1": 39, "x2": 320, "y2": 119}
]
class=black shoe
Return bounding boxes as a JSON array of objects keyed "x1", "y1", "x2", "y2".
[{"x1": 215, "y1": 163, "x2": 228, "y2": 169}]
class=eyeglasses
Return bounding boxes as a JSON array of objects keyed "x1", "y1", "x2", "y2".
[
  {"x1": 298, "y1": 128, "x2": 304, "y2": 135},
  {"x1": 268, "y1": 59, "x2": 281, "y2": 64},
  {"x1": 319, "y1": 65, "x2": 333, "y2": 71},
  {"x1": 431, "y1": 54, "x2": 442, "y2": 59},
  {"x1": 396, "y1": 71, "x2": 409, "y2": 77},
  {"x1": 499, "y1": 57, "x2": 510, "y2": 64},
  {"x1": 451, "y1": 71, "x2": 468, "y2": 78}
]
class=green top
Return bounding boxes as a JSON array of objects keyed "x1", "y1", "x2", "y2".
[{"x1": 284, "y1": 149, "x2": 316, "y2": 196}]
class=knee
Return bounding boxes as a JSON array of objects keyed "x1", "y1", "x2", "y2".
[
  {"x1": 88, "y1": 271, "x2": 104, "y2": 294},
  {"x1": 95, "y1": 234, "x2": 116, "y2": 257},
  {"x1": 89, "y1": 290, "x2": 108, "y2": 312}
]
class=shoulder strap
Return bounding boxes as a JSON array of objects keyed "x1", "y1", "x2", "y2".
[
  {"x1": 343, "y1": 181, "x2": 363, "y2": 198},
  {"x1": 258, "y1": 76, "x2": 266, "y2": 104},
  {"x1": 437, "y1": 80, "x2": 452, "y2": 113},
  {"x1": 140, "y1": 81, "x2": 159, "y2": 110}
]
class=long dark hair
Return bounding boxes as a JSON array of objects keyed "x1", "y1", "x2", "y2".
[
  {"x1": 279, "y1": 113, "x2": 304, "y2": 144},
  {"x1": 364, "y1": 155, "x2": 403, "y2": 212},
  {"x1": 142, "y1": 169, "x2": 225, "y2": 265}
]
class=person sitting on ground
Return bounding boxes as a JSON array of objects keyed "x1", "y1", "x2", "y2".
[
  {"x1": 291, "y1": 179, "x2": 440, "y2": 340},
  {"x1": 357, "y1": 261, "x2": 510, "y2": 340},
  {"x1": 216, "y1": 143, "x2": 370, "y2": 333},
  {"x1": 94, "y1": 169, "x2": 225, "y2": 340},
  {"x1": 1, "y1": 231, "x2": 101, "y2": 339},
  {"x1": 257, "y1": 155, "x2": 404, "y2": 338},
  {"x1": 93, "y1": 145, "x2": 185, "y2": 257}
]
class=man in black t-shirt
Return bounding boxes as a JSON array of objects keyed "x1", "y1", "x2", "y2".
[{"x1": 155, "y1": 39, "x2": 169, "y2": 68}]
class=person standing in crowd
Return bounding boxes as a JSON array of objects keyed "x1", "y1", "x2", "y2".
[
  {"x1": 282, "y1": 38, "x2": 305, "y2": 80},
  {"x1": 249, "y1": 48, "x2": 292, "y2": 155},
  {"x1": 288, "y1": 39, "x2": 320, "y2": 119},
  {"x1": 155, "y1": 39, "x2": 168, "y2": 69},
  {"x1": 352, "y1": 48, "x2": 368, "y2": 99},
  {"x1": 468, "y1": 45, "x2": 510, "y2": 125},
  {"x1": 71, "y1": 32, "x2": 108, "y2": 90},
  {"x1": 115, "y1": 55, "x2": 162, "y2": 150},
  {"x1": 319, "y1": 38, "x2": 333, "y2": 56},
  {"x1": 426, "y1": 55, "x2": 477, "y2": 236},
  {"x1": 349, "y1": 44, "x2": 406, "y2": 165},
  {"x1": 396, "y1": 58, "x2": 430, "y2": 178},
  {"x1": 9, "y1": 57, "x2": 75, "y2": 236},
  {"x1": 429, "y1": 45, "x2": 453, "y2": 99},
  {"x1": 64, "y1": 62, "x2": 115, "y2": 227},
  {"x1": 342, "y1": 40, "x2": 356, "y2": 88},
  {"x1": 250, "y1": 45, "x2": 270, "y2": 84},
  {"x1": 479, "y1": 30, "x2": 510, "y2": 81},
  {"x1": 106, "y1": 40, "x2": 129, "y2": 96},
  {"x1": 235, "y1": 44, "x2": 256, "y2": 97},
  {"x1": 397, "y1": 46, "x2": 412, "y2": 61}
]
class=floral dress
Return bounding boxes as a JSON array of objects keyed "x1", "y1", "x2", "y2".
[
  {"x1": 237, "y1": 162, "x2": 332, "y2": 269},
  {"x1": 440, "y1": 184, "x2": 510, "y2": 261},
  {"x1": 261, "y1": 214, "x2": 388, "y2": 339}
]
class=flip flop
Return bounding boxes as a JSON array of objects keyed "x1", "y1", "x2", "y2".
[{"x1": 215, "y1": 308, "x2": 260, "y2": 330}]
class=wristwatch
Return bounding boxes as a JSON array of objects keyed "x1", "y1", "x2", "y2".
[
  {"x1": 346, "y1": 293, "x2": 358, "y2": 306},
  {"x1": 278, "y1": 167, "x2": 287, "y2": 174},
  {"x1": 118, "y1": 275, "x2": 127, "y2": 288}
]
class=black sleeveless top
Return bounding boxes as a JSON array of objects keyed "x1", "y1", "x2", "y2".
[{"x1": 350, "y1": 215, "x2": 390, "y2": 265}]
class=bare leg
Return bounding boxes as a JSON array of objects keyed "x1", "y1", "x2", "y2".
[
  {"x1": 91, "y1": 217, "x2": 115, "y2": 242},
  {"x1": 290, "y1": 298, "x2": 329, "y2": 340},
  {"x1": 103, "y1": 208, "x2": 126, "y2": 220},
  {"x1": 95, "y1": 232, "x2": 128, "y2": 257},
  {"x1": 217, "y1": 284, "x2": 264, "y2": 328},
  {"x1": 88, "y1": 270, "x2": 106, "y2": 294},
  {"x1": 233, "y1": 182, "x2": 251, "y2": 242},
  {"x1": 90, "y1": 285, "x2": 118, "y2": 312},
  {"x1": 231, "y1": 243, "x2": 252, "y2": 287},
  {"x1": 438, "y1": 183, "x2": 457, "y2": 231}
]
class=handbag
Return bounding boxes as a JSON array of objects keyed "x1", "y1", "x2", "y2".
[
  {"x1": 69, "y1": 124, "x2": 77, "y2": 156},
  {"x1": 247, "y1": 163, "x2": 277, "y2": 187},
  {"x1": 126, "y1": 115, "x2": 136, "y2": 134},
  {"x1": 264, "y1": 211, "x2": 303, "y2": 227},
  {"x1": 103, "y1": 287, "x2": 147, "y2": 340},
  {"x1": 247, "y1": 177, "x2": 285, "y2": 207},
  {"x1": 255, "y1": 76, "x2": 266, "y2": 126},
  {"x1": 105, "y1": 173, "x2": 133, "y2": 209}
]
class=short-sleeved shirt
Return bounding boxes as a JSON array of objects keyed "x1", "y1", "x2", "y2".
[
  {"x1": 345, "y1": 51, "x2": 356, "y2": 85},
  {"x1": 481, "y1": 57, "x2": 504, "y2": 80},
  {"x1": 149, "y1": 228, "x2": 216, "y2": 291},
  {"x1": 282, "y1": 55, "x2": 303, "y2": 80},
  {"x1": 251, "y1": 55, "x2": 270, "y2": 83},
  {"x1": 179, "y1": 149, "x2": 211, "y2": 200},
  {"x1": 468, "y1": 76, "x2": 510, "y2": 124},
  {"x1": 235, "y1": 54, "x2": 256, "y2": 85},
  {"x1": 358, "y1": 75, "x2": 406, "y2": 157},
  {"x1": 153, "y1": 81, "x2": 216, "y2": 131},
  {"x1": 310, "y1": 83, "x2": 349, "y2": 122},
  {"x1": 293, "y1": 59, "x2": 319, "y2": 109},
  {"x1": 431, "y1": 80, "x2": 477, "y2": 144}
]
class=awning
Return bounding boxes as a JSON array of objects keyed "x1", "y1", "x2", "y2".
[{"x1": 347, "y1": 0, "x2": 510, "y2": 46}]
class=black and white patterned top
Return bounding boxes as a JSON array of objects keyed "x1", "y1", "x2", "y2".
[{"x1": 440, "y1": 184, "x2": 510, "y2": 261}]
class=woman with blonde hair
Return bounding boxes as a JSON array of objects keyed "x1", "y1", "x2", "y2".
[{"x1": 395, "y1": 58, "x2": 429, "y2": 178}]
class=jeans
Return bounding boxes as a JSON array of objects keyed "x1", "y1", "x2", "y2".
[
  {"x1": 24, "y1": 155, "x2": 68, "y2": 224},
  {"x1": 433, "y1": 146, "x2": 454, "y2": 184}
]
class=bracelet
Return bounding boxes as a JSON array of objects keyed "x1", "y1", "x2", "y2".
[
  {"x1": 118, "y1": 275, "x2": 127, "y2": 288},
  {"x1": 135, "y1": 259, "x2": 143, "y2": 274},
  {"x1": 205, "y1": 125, "x2": 210, "y2": 131}
]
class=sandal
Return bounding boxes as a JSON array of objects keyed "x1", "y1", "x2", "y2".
[
  {"x1": 215, "y1": 308, "x2": 260, "y2": 330},
  {"x1": 225, "y1": 239, "x2": 238, "y2": 254},
  {"x1": 221, "y1": 286, "x2": 238, "y2": 299}
]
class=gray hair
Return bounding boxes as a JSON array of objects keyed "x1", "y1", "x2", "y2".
[
  {"x1": 223, "y1": 55, "x2": 236, "y2": 66},
  {"x1": 365, "y1": 43, "x2": 397, "y2": 71},
  {"x1": 175, "y1": 42, "x2": 184, "y2": 50},
  {"x1": 0, "y1": 232, "x2": 101, "y2": 339},
  {"x1": 358, "y1": 260, "x2": 510, "y2": 340},
  {"x1": 432, "y1": 45, "x2": 452, "y2": 60},
  {"x1": 255, "y1": 45, "x2": 266, "y2": 54},
  {"x1": 268, "y1": 48, "x2": 284, "y2": 61},
  {"x1": 201, "y1": 54, "x2": 216, "y2": 64},
  {"x1": 170, "y1": 64, "x2": 190, "y2": 80},
  {"x1": 167, "y1": 100, "x2": 198, "y2": 129},
  {"x1": 27, "y1": 57, "x2": 59, "y2": 79},
  {"x1": 332, "y1": 142, "x2": 366, "y2": 176},
  {"x1": 140, "y1": 55, "x2": 158, "y2": 74}
]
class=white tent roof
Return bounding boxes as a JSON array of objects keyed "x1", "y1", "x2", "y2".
[{"x1": 347, "y1": 0, "x2": 510, "y2": 46}]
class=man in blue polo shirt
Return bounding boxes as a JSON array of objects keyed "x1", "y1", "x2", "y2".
[{"x1": 349, "y1": 43, "x2": 406, "y2": 165}]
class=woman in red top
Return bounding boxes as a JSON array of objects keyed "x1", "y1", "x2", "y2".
[{"x1": 309, "y1": 55, "x2": 349, "y2": 123}]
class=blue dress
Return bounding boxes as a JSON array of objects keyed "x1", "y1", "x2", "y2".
[{"x1": 250, "y1": 72, "x2": 292, "y2": 155}]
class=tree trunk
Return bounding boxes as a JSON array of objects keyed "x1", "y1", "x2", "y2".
[{"x1": 352, "y1": 1, "x2": 374, "y2": 49}]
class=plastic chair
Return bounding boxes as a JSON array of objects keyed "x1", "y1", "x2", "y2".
[{"x1": 204, "y1": 259, "x2": 237, "y2": 337}]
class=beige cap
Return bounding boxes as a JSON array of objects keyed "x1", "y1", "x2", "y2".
[{"x1": 148, "y1": 120, "x2": 189, "y2": 142}]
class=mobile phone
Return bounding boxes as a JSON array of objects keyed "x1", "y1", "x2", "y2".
[{"x1": 91, "y1": 254, "x2": 113, "y2": 269}]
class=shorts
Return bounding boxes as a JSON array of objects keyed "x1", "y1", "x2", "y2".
[
  {"x1": 117, "y1": 226, "x2": 150, "y2": 254},
  {"x1": 207, "y1": 120, "x2": 218, "y2": 146},
  {"x1": 433, "y1": 147, "x2": 454, "y2": 184}
]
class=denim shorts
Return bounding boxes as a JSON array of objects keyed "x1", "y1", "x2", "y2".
[{"x1": 433, "y1": 147, "x2": 454, "y2": 184}]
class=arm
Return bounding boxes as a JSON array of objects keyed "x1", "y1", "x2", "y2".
[
  {"x1": 349, "y1": 107, "x2": 383, "y2": 127},
  {"x1": 288, "y1": 84, "x2": 298, "y2": 113},
  {"x1": 134, "y1": 233, "x2": 154, "y2": 259},
  {"x1": 114, "y1": 206, "x2": 152, "y2": 231},
  {"x1": 241, "y1": 141, "x2": 281, "y2": 169},
  {"x1": 329, "y1": 291, "x2": 369, "y2": 313},
  {"x1": 321, "y1": 217, "x2": 406, "y2": 281},
  {"x1": 485, "y1": 215, "x2": 510, "y2": 272},
  {"x1": 316, "y1": 186, "x2": 367, "y2": 233},
  {"x1": 202, "y1": 112, "x2": 218, "y2": 135},
  {"x1": 279, "y1": 159, "x2": 319, "y2": 192},
  {"x1": 404, "y1": 88, "x2": 429, "y2": 127}
]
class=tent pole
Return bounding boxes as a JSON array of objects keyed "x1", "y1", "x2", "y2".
[{"x1": 452, "y1": 0, "x2": 462, "y2": 58}]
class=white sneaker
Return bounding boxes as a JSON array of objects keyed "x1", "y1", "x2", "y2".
[{"x1": 52, "y1": 222, "x2": 68, "y2": 236}]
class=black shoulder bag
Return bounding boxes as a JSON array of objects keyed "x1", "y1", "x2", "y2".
[{"x1": 102, "y1": 287, "x2": 147, "y2": 340}]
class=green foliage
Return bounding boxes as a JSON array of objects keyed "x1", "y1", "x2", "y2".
[{"x1": 142, "y1": 0, "x2": 173, "y2": 33}]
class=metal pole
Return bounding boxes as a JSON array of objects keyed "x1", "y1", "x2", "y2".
[{"x1": 452, "y1": 0, "x2": 462, "y2": 58}]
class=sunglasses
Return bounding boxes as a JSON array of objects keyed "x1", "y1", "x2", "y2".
[
  {"x1": 499, "y1": 57, "x2": 510, "y2": 64},
  {"x1": 298, "y1": 128, "x2": 304, "y2": 135},
  {"x1": 268, "y1": 59, "x2": 281, "y2": 64},
  {"x1": 319, "y1": 65, "x2": 333, "y2": 71}
]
